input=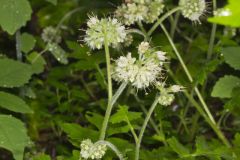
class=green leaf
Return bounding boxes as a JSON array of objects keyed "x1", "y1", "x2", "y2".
[
  {"x1": 27, "y1": 52, "x2": 46, "y2": 74},
  {"x1": 33, "y1": 153, "x2": 51, "y2": 160},
  {"x1": 208, "y1": 0, "x2": 240, "y2": 27},
  {"x1": 85, "y1": 112, "x2": 103, "y2": 130},
  {"x1": 0, "y1": 115, "x2": 31, "y2": 160},
  {"x1": 45, "y1": 0, "x2": 58, "y2": 5},
  {"x1": 61, "y1": 123, "x2": 99, "y2": 146},
  {"x1": 20, "y1": 33, "x2": 36, "y2": 53},
  {"x1": 0, "y1": 0, "x2": 32, "y2": 34},
  {"x1": 0, "y1": 58, "x2": 33, "y2": 88},
  {"x1": 222, "y1": 47, "x2": 240, "y2": 70},
  {"x1": 110, "y1": 105, "x2": 142, "y2": 124},
  {"x1": 48, "y1": 43, "x2": 68, "y2": 64},
  {"x1": 167, "y1": 137, "x2": 190, "y2": 157},
  {"x1": 211, "y1": 75, "x2": 240, "y2": 98},
  {"x1": 0, "y1": 91, "x2": 33, "y2": 113}
]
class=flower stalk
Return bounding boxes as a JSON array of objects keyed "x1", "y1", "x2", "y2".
[
  {"x1": 135, "y1": 95, "x2": 160, "y2": 160},
  {"x1": 99, "y1": 31, "x2": 113, "y2": 140}
]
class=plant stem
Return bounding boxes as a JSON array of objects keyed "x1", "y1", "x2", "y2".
[
  {"x1": 134, "y1": 94, "x2": 161, "y2": 135},
  {"x1": 184, "y1": 92, "x2": 231, "y2": 147},
  {"x1": 135, "y1": 95, "x2": 159, "y2": 160},
  {"x1": 56, "y1": 7, "x2": 83, "y2": 31},
  {"x1": 170, "y1": 11, "x2": 180, "y2": 39},
  {"x1": 160, "y1": 24, "x2": 216, "y2": 125},
  {"x1": 99, "y1": 82, "x2": 127, "y2": 140},
  {"x1": 137, "y1": 21, "x2": 149, "y2": 40},
  {"x1": 166, "y1": 66, "x2": 231, "y2": 147},
  {"x1": 147, "y1": 6, "x2": 182, "y2": 37},
  {"x1": 99, "y1": 33, "x2": 113, "y2": 140}
]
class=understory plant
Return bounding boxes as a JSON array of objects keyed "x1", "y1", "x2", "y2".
[{"x1": 0, "y1": 0, "x2": 240, "y2": 160}]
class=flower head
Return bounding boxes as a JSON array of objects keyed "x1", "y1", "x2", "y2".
[
  {"x1": 138, "y1": 42, "x2": 150, "y2": 54},
  {"x1": 113, "y1": 42, "x2": 166, "y2": 89},
  {"x1": 112, "y1": 53, "x2": 138, "y2": 83},
  {"x1": 179, "y1": 0, "x2": 206, "y2": 23},
  {"x1": 156, "y1": 83, "x2": 184, "y2": 106},
  {"x1": 132, "y1": 58, "x2": 162, "y2": 88},
  {"x1": 115, "y1": 0, "x2": 164, "y2": 25},
  {"x1": 84, "y1": 16, "x2": 127, "y2": 49},
  {"x1": 80, "y1": 139, "x2": 107, "y2": 159},
  {"x1": 41, "y1": 26, "x2": 61, "y2": 44}
]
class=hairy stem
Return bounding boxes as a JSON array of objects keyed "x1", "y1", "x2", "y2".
[
  {"x1": 166, "y1": 66, "x2": 231, "y2": 147},
  {"x1": 99, "y1": 82, "x2": 128, "y2": 140},
  {"x1": 160, "y1": 24, "x2": 216, "y2": 125},
  {"x1": 99, "y1": 33, "x2": 113, "y2": 140},
  {"x1": 170, "y1": 11, "x2": 180, "y2": 39},
  {"x1": 135, "y1": 95, "x2": 159, "y2": 160}
]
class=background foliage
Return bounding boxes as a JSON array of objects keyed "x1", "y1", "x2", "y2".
[{"x1": 0, "y1": 0, "x2": 240, "y2": 159}]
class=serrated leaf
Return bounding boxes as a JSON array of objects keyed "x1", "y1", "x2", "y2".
[
  {"x1": 167, "y1": 137, "x2": 190, "y2": 157},
  {"x1": 0, "y1": 115, "x2": 31, "y2": 160},
  {"x1": 20, "y1": 33, "x2": 36, "y2": 53},
  {"x1": 222, "y1": 47, "x2": 240, "y2": 70},
  {"x1": 0, "y1": 58, "x2": 33, "y2": 88},
  {"x1": 211, "y1": 75, "x2": 240, "y2": 98},
  {"x1": 0, "y1": 0, "x2": 32, "y2": 35},
  {"x1": 0, "y1": 91, "x2": 33, "y2": 113},
  {"x1": 27, "y1": 52, "x2": 46, "y2": 74},
  {"x1": 48, "y1": 43, "x2": 68, "y2": 64},
  {"x1": 110, "y1": 105, "x2": 142, "y2": 124}
]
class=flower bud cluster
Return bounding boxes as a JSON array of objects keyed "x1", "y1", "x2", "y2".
[
  {"x1": 41, "y1": 26, "x2": 61, "y2": 44},
  {"x1": 84, "y1": 16, "x2": 127, "y2": 49},
  {"x1": 80, "y1": 139, "x2": 107, "y2": 159},
  {"x1": 112, "y1": 42, "x2": 167, "y2": 89},
  {"x1": 115, "y1": 0, "x2": 164, "y2": 25},
  {"x1": 213, "y1": 8, "x2": 231, "y2": 17},
  {"x1": 157, "y1": 83, "x2": 184, "y2": 106},
  {"x1": 179, "y1": 0, "x2": 206, "y2": 23}
]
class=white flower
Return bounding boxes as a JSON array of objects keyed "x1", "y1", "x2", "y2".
[
  {"x1": 80, "y1": 139, "x2": 107, "y2": 159},
  {"x1": 213, "y1": 8, "x2": 232, "y2": 17},
  {"x1": 158, "y1": 93, "x2": 175, "y2": 106},
  {"x1": 132, "y1": 59, "x2": 162, "y2": 89},
  {"x1": 170, "y1": 85, "x2": 184, "y2": 93},
  {"x1": 179, "y1": 0, "x2": 206, "y2": 23},
  {"x1": 84, "y1": 16, "x2": 127, "y2": 49},
  {"x1": 41, "y1": 26, "x2": 61, "y2": 44},
  {"x1": 112, "y1": 53, "x2": 138, "y2": 83},
  {"x1": 156, "y1": 51, "x2": 167, "y2": 61},
  {"x1": 138, "y1": 42, "x2": 150, "y2": 54},
  {"x1": 115, "y1": 0, "x2": 164, "y2": 25}
]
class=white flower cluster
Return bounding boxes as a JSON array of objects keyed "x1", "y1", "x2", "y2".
[
  {"x1": 157, "y1": 83, "x2": 184, "y2": 106},
  {"x1": 179, "y1": 0, "x2": 206, "y2": 23},
  {"x1": 80, "y1": 139, "x2": 107, "y2": 159},
  {"x1": 115, "y1": 0, "x2": 164, "y2": 25},
  {"x1": 213, "y1": 8, "x2": 231, "y2": 17},
  {"x1": 84, "y1": 16, "x2": 127, "y2": 49},
  {"x1": 41, "y1": 26, "x2": 61, "y2": 44},
  {"x1": 112, "y1": 42, "x2": 166, "y2": 89}
]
